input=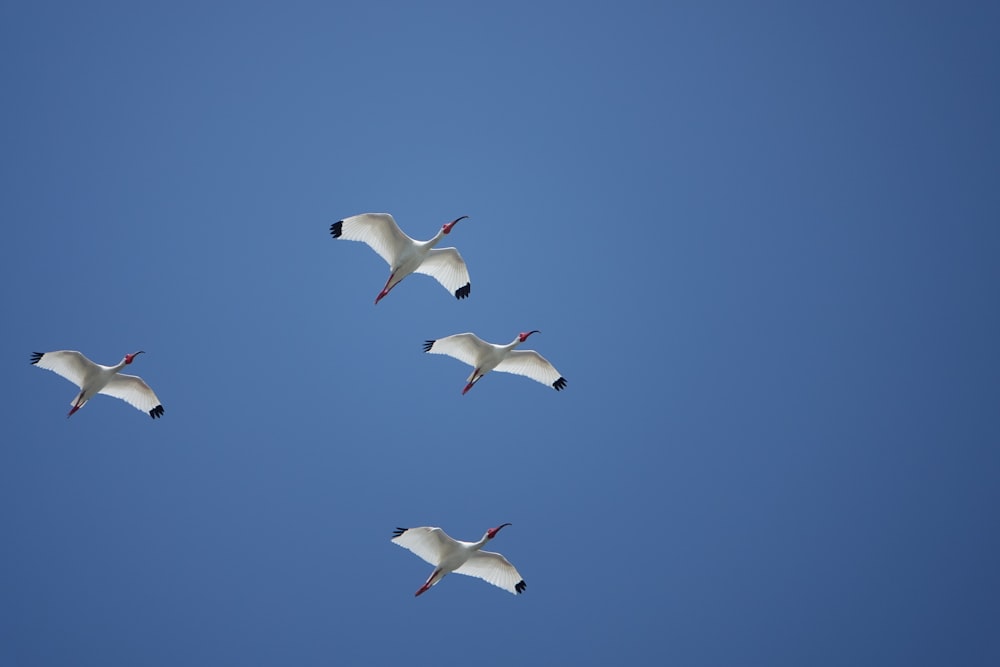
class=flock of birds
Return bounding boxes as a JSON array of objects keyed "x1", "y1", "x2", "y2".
[{"x1": 30, "y1": 212, "x2": 567, "y2": 597}]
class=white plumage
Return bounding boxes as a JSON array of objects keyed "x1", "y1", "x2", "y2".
[
  {"x1": 423, "y1": 330, "x2": 567, "y2": 394},
  {"x1": 330, "y1": 213, "x2": 472, "y2": 303},
  {"x1": 391, "y1": 524, "x2": 526, "y2": 596},
  {"x1": 30, "y1": 350, "x2": 164, "y2": 419}
]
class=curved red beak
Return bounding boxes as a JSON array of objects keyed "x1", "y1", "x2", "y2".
[
  {"x1": 442, "y1": 215, "x2": 469, "y2": 234},
  {"x1": 487, "y1": 522, "x2": 512, "y2": 539},
  {"x1": 125, "y1": 350, "x2": 145, "y2": 364}
]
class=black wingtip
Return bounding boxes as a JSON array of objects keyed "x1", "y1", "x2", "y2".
[
  {"x1": 455, "y1": 283, "x2": 471, "y2": 300},
  {"x1": 515, "y1": 580, "x2": 527, "y2": 594},
  {"x1": 391, "y1": 527, "x2": 408, "y2": 538},
  {"x1": 422, "y1": 340, "x2": 435, "y2": 353},
  {"x1": 30, "y1": 352, "x2": 43, "y2": 365},
  {"x1": 553, "y1": 377, "x2": 567, "y2": 391},
  {"x1": 330, "y1": 220, "x2": 343, "y2": 238},
  {"x1": 149, "y1": 405, "x2": 164, "y2": 419}
]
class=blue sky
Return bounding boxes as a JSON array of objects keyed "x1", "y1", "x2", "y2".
[{"x1": 2, "y1": 2, "x2": 999, "y2": 665}]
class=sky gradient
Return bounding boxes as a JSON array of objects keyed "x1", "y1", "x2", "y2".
[{"x1": 2, "y1": 2, "x2": 999, "y2": 666}]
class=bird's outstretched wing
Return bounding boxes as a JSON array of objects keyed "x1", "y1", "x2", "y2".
[
  {"x1": 30, "y1": 350, "x2": 95, "y2": 388},
  {"x1": 454, "y1": 550, "x2": 527, "y2": 595},
  {"x1": 495, "y1": 350, "x2": 567, "y2": 391},
  {"x1": 330, "y1": 213, "x2": 414, "y2": 267},
  {"x1": 422, "y1": 333, "x2": 492, "y2": 367},
  {"x1": 100, "y1": 374, "x2": 165, "y2": 419},
  {"x1": 414, "y1": 248, "x2": 471, "y2": 300},
  {"x1": 391, "y1": 527, "x2": 458, "y2": 566}
]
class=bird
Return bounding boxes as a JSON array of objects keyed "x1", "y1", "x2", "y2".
[
  {"x1": 423, "y1": 330, "x2": 567, "y2": 394},
  {"x1": 391, "y1": 524, "x2": 526, "y2": 597},
  {"x1": 330, "y1": 212, "x2": 472, "y2": 304},
  {"x1": 30, "y1": 350, "x2": 164, "y2": 419}
]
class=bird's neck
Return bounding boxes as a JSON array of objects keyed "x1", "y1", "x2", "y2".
[
  {"x1": 472, "y1": 533, "x2": 491, "y2": 551},
  {"x1": 112, "y1": 358, "x2": 129, "y2": 372},
  {"x1": 426, "y1": 227, "x2": 447, "y2": 249}
]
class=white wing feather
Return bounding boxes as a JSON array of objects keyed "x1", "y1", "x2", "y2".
[
  {"x1": 31, "y1": 350, "x2": 97, "y2": 388},
  {"x1": 424, "y1": 333, "x2": 493, "y2": 367},
  {"x1": 391, "y1": 527, "x2": 458, "y2": 566},
  {"x1": 494, "y1": 350, "x2": 564, "y2": 388},
  {"x1": 335, "y1": 213, "x2": 414, "y2": 266},
  {"x1": 454, "y1": 550, "x2": 525, "y2": 595},
  {"x1": 414, "y1": 248, "x2": 470, "y2": 296},
  {"x1": 99, "y1": 374, "x2": 162, "y2": 414}
]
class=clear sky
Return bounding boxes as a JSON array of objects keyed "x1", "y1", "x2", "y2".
[{"x1": 2, "y1": 2, "x2": 999, "y2": 665}]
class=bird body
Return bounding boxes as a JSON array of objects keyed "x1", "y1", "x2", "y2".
[
  {"x1": 391, "y1": 524, "x2": 526, "y2": 596},
  {"x1": 30, "y1": 350, "x2": 164, "y2": 419},
  {"x1": 423, "y1": 331, "x2": 567, "y2": 394},
  {"x1": 330, "y1": 213, "x2": 471, "y2": 303}
]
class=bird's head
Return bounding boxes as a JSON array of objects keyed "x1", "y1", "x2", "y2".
[
  {"x1": 124, "y1": 351, "x2": 145, "y2": 365},
  {"x1": 441, "y1": 215, "x2": 469, "y2": 235},
  {"x1": 518, "y1": 330, "x2": 540, "y2": 343},
  {"x1": 486, "y1": 523, "x2": 512, "y2": 540}
]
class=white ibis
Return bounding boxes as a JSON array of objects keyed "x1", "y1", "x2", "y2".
[
  {"x1": 330, "y1": 212, "x2": 472, "y2": 303},
  {"x1": 423, "y1": 331, "x2": 567, "y2": 394},
  {"x1": 30, "y1": 350, "x2": 164, "y2": 419},
  {"x1": 391, "y1": 524, "x2": 526, "y2": 597}
]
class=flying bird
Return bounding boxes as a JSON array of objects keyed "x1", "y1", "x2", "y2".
[
  {"x1": 391, "y1": 524, "x2": 526, "y2": 597},
  {"x1": 423, "y1": 331, "x2": 567, "y2": 394},
  {"x1": 330, "y1": 212, "x2": 472, "y2": 303},
  {"x1": 30, "y1": 350, "x2": 164, "y2": 419}
]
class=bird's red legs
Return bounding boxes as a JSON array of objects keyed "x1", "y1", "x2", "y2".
[
  {"x1": 375, "y1": 272, "x2": 396, "y2": 304},
  {"x1": 415, "y1": 568, "x2": 440, "y2": 597},
  {"x1": 462, "y1": 370, "x2": 481, "y2": 395},
  {"x1": 67, "y1": 400, "x2": 82, "y2": 418}
]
